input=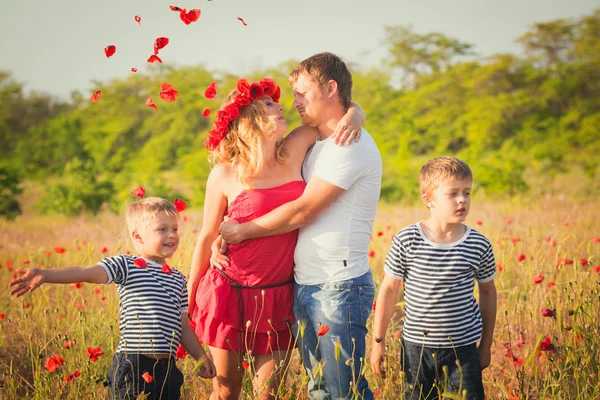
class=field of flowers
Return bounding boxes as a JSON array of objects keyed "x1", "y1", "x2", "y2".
[{"x1": 0, "y1": 197, "x2": 598, "y2": 399}]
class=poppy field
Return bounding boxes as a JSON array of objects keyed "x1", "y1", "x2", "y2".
[{"x1": 0, "y1": 196, "x2": 598, "y2": 399}]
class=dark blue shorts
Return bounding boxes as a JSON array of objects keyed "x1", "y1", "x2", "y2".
[
  {"x1": 107, "y1": 353, "x2": 184, "y2": 400},
  {"x1": 401, "y1": 340, "x2": 484, "y2": 400}
]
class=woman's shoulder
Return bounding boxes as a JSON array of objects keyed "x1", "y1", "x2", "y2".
[
  {"x1": 209, "y1": 162, "x2": 234, "y2": 180},
  {"x1": 284, "y1": 125, "x2": 319, "y2": 147}
]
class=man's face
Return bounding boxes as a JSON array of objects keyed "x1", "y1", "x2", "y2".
[{"x1": 292, "y1": 73, "x2": 327, "y2": 128}]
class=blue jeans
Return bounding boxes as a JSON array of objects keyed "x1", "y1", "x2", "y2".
[
  {"x1": 293, "y1": 271, "x2": 375, "y2": 400},
  {"x1": 402, "y1": 340, "x2": 484, "y2": 400}
]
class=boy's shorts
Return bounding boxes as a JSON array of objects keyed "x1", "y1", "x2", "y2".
[
  {"x1": 401, "y1": 340, "x2": 484, "y2": 400},
  {"x1": 107, "y1": 353, "x2": 184, "y2": 400}
]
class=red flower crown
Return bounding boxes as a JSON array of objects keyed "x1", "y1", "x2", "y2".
[{"x1": 204, "y1": 77, "x2": 281, "y2": 151}]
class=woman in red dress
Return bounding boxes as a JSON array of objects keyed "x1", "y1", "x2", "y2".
[{"x1": 187, "y1": 78, "x2": 364, "y2": 399}]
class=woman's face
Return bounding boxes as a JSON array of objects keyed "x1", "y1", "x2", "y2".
[{"x1": 261, "y1": 96, "x2": 287, "y2": 138}]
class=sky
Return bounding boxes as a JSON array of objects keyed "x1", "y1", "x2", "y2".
[{"x1": 1, "y1": 0, "x2": 599, "y2": 98}]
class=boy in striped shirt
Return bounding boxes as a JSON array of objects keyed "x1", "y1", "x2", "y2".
[
  {"x1": 370, "y1": 157, "x2": 497, "y2": 400},
  {"x1": 9, "y1": 197, "x2": 216, "y2": 399}
]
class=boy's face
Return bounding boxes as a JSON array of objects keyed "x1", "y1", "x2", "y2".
[
  {"x1": 425, "y1": 178, "x2": 472, "y2": 224},
  {"x1": 133, "y1": 212, "x2": 179, "y2": 264}
]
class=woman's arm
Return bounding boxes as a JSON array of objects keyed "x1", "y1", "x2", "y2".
[
  {"x1": 331, "y1": 101, "x2": 366, "y2": 145},
  {"x1": 9, "y1": 265, "x2": 108, "y2": 297},
  {"x1": 187, "y1": 164, "x2": 228, "y2": 314}
]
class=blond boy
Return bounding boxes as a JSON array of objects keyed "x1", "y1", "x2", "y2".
[
  {"x1": 370, "y1": 157, "x2": 497, "y2": 400},
  {"x1": 10, "y1": 197, "x2": 215, "y2": 400}
]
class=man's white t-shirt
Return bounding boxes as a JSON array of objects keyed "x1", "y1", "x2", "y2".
[{"x1": 294, "y1": 128, "x2": 382, "y2": 285}]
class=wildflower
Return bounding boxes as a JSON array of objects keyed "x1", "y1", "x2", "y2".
[
  {"x1": 64, "y1": 340, "x2": 74, "y2": 349},
  {"x1": 538, "y1": 336, "x2": 553, "y2": 352},
  {"x1": 564, "y1": 259, "x2": 573, "y2": 265},
  {"x1": 476, "y1": 220, "x2": 482, "y2": 226},
  {"x1": 72, "y1": 282, "x2": 83, "y2": 289},
  {"x1": 579, "y1": 258, "x2": 588, "y2": 265},
  {"x1": 546, "y1": 281, "x2": 555, "y2": 290},
  {"x1": 142, "y1": 372, "x2": 153, "y2": 383},
  {"x1": 533, "y1": 274, "x2": 544, "y2": 284},
  {"x1": 45, "y1": 251, "x2": 52, "y2": 257},
  {"x1": 75, "y1": 302, "x2": 84, "y2": 310},
  {"x1": 377, "y1": 231, "x2": 383, "y2": 237},
  {"x1": 540, "y1": 308, "x2": 555, "y2": 318},
  {"x1": 512, "y1": 356, "x2": 524, "y2": 367},
  {"x1": 175, "y1": 344, "x2": 188, "y2": 359},
  {"x1": 22, "y1": 259, "x2": 30, "y2": 264},
  {"x1": 65, "y1": 370, "x2": 81, "y2": 383},
  {"x1": 131, "y1": 186, "x2": 146, "y2": 198},
  {"x1": 517, "y1": 254, "x2": 526, "y2": 262},
  {"x1": 564, "y1": 221, "x2": 570, "y2": 227},
  {"x1": 317, "y1": 324, "x2": 330, "y2": 337},
  {"x1": 594, "y1": 266, "x2": 600, "y2": 273},
  {"x1": 101, "y1": 247, "x2": 108, "y2": 254},
  {"x1": 45, "y1": 355, "x2": 65, "y2": 372},
  {"x1": 496, "y1": 264, "x2": 504, "y2": 272},
  {"x1": 511, "y1": 237, "x2": 521, "y2": 244},
  {"x1": 394, "y1": 331, "x2": 402, "y2": 339},
  {"x1": 242, "y1": 361, "x2": 250, "y2": 370},
  {"x1": 0, "y1": 313, "x2": 5, "y2": 320},
  {"x1": 54, "y1": 247, "x2": 66, "y2": 254},
  {"x1": 23, "y1": 302, "x2": 30, "y2": 309},
  {"x1": 368, "y1": 250, "x2": 375, "y2": 258},
  {"x1": 94, "y1": 288, "x2": 101, "y2": 295},
  {"x1": 87, "y1": 347, "x2": 105, "y2": 362}
]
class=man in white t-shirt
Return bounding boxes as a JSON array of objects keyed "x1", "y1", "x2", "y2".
[{"x1": 220, "y1": 52, "x2": 382, "y2": 400}]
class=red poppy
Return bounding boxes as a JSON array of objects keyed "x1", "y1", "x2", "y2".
[
  {"x1": 580, "y1": 258, "x2": 588, "y2": 265},
  {"x1": 506, "y1": 219, "x2": 513, "y2": 225},
  {"x1": 64, "y1": 340, "x2": 74, "y2": 349},
  {"x1": 512, "y1": 356, "x2": 524, "y2": 367},
  {"x1": 0, "y1": 313, "x2": 5, "y2": 320},
  {"x1": 249, "y1": 83, "x2": 265, "y2": 99},
  {"x1": 54, "y1": 247, "x2": 66, "y2": 254},
  {"x1": 159, "y1": 82, "x2": 178, "y2": 102},
  {"x1": 146, "y1": 97, "x2": 158, "y2": 112},
  {"x1": 162, "y1": 264, "x2": 173, "y2": 274},
  {"x1": 476, "y1": 220, "x2": 483, "y2": 226},
  {"x1": 23, "y1": 301, "x2": 30, "y2": 308},
  {"x1": 496, "y1": 263, "x2": 504, "y2": 272},
  {"x1": 71, "y1": 282, "x2": 82, "y2": 289},
  {"x1": 45, "y1": 355, "x2": 65, "y2": 372},
  {"x1": 131, "y1": 68, "x2": 137, "y2": 73},
  {"x1": 75, "y1": 302, "x2": 84, "y2": 310},
  {"x1": 86, "y1": 347, "x2": 105, "y2": 362},
  {"x1": 511, "y1": 237, "x2": 521, "y2": 244},
  {"x1": 22, "y1": 259, "x2": 30, "y2": 265},
  {"x1": 564, "y1": 258, "x2": 573, "y2": 265},
  {"x1": 134, "y1": 15, "x2": 141, "y2": 25},
  {"x1": 237, "y1": 17, "x2": 247, "y2": 26},
  {"x1": 205, "y1": 82, "x2": 217, "y2": 99},
  {"x1": 104, "y1": 45, "x2": 116, "y2": 58},
  {"x1": 174, "y1": 198, "x2": 187, "y2": 212},
  {"x1": 533, "y1": 273, "x2": 544, "y2": 284},
  {"x1": 131, "y1": 186, "x2": 146, "y2": 198},
  {"x1": 175, "y1": 344, "x2": 188, "y2": 359},
  {"x1": 241, "y1": 360, "x2": 250, "y2": 370},
  {"x1": 154, "y1": 37, "x2": 169, "y2": 55},
  {"x1": 142, "y1": 372, "x2": 153, "y2": 383},
  {"x1": 546, "y1": 281, "x2": 555, "y2": 290},
  {"x1": 317, "y1": 325, "x2": 329, "y2": 337},
  {"x1": 90, "y1": 90, "x2": 101, "y2": 102},
  {"x1": 65, "y1": 370, "x2": 81, "y2": 383},
  {"x1": 538, "y1": 336, "x2": 553, "y2": 352},
  {"x1": 101, "y1": 247, "x2": 108, "y2": 254},
  {"x1": 377, "y1": 231, "x2": 383, "y2": 237},
  {"x1": 202, "y1": 108, "x2": 211, "y2": 118},
  {"x1": 540, "y1": 308, "x2": 555, "y2": 318},
  {"x1": 594, "y1": 237, "x2": 600, "y2": 244},
  {"x1": 517, "y1": 253, "x2": 526, "y2": 262},
  {"x1": 594, "y1": 265, "x2": 600, "y2": 273},
  {"x1": 147, "y1": 55, "x2": 163, "y2": 64},
  {"x1": 134, "y1": 258, "x2": 148, "y2": 269},
  {"x1": 394, "y1": 331, "x2": 402, "y2": 339},
  {"x1": 368, "y1": 250, "x2": 375, "y2": 258}
]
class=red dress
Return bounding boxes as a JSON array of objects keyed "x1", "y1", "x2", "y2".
[{"x1": 192, "y1": 180, "x2": 306, "y2": 354}]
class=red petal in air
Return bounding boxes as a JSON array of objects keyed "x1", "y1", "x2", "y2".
[
  {"x1": 146, "y1": 97, "x2": 158, "y2": 112},
  {"x1": 237, "y1": 17, "x2": 247, "y2": 26},
  {"x1": 153, "y1": 37, "x2": 169, "y2": 55},
  {"x1": 202, "y1": 108, "x2": 211, "y2": 118},
  {"x1": 131, "y1": 68, "x2": 137, "y2": 73},
  {"x1": 147, "y1": 55, "x2": 163, "y2": 64},
  {"x1": 90, "y1": 90, "x2": 101, "y2": 102},
  {"x1": 205, "y1": 82, "x2": 217, "y2": 99},
  {"x1": 134, "y1": 258, "x2": 148, "y2": 269},
  {"x1": 131, "y1": 186, "x2": 146, "y2": 198},
  {"x1": 162, "y1": 264, "x2": 173, "y2": 274},
  {"x1": 104, "y1": 45, "x2": 116, "y2": 58},
  {"x1": 170, "y1": 5, "x2": 183, "y2": 12},
  {"x1": 174, "y1": 198, "x2": 187, "y2": 212},
  {"x1": 185, "y1": 9, "x2": 201, "y2": 23},
  {"x1": 159, "y1": 82, "x2": 178, "y2": 102},
  {"x1": 134, "y1": 15, "x2": 141, "y2": 25}
]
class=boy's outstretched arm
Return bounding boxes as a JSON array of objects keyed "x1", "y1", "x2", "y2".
[
  {"x1": 478, "y1": 279, "x2": 497, "y2": 370},
  {"x1": 180, "y1": 315, "x2": 216, "y2": 378},
  {"x1": 370, "y1": 273, "x2": 402, "y2": 378},
  {"x1": 9, "y1": 265, "x2": 108, "y2": 297}
]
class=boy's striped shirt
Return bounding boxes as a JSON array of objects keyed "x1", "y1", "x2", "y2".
[
  {"x1": 99, "y1": 255, "x2": 188, "y2": 356},
  {"x1": 384, "y1": 223, "x2": 496, "y2": 348}
]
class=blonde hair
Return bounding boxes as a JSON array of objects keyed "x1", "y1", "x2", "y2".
[
  {"x1": 125, "y1": 197, "x2": 179, "y2": 235},
  {"x1": 209, "y1": 90, "x2": 289, "y2": 188},
  {"x1": 289, "y1": 52, "x2": 353, "y2": 110},
  {"x1": 419, "y1": 156, "x2": 472, "y2": 197}
]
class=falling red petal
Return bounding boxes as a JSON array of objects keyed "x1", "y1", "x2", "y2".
[
  {"x1": 237, "y1": 17, "x2": 247, "y2": 26},
  {"x1": 159, "y1": 82, "x2": 178, "y2": 102},
  {"x1": 131, "y1": 186, "x2": 146, "y2": 198},
  {"x1": 154, "y1": 37, "x2": 170, "y2": 55},
  {"x1": 90, "y1": 90, "x2": 101, "y2": 102},
  {"x1": 134, "y1": 258, "x2": 148, "y2": 269},
  {"x1": 185, "y1": 9, "x2": 201, "y2": 23},
  {"x1": 131, "y1": 68, "x2": 137, "y2": 73},
  {"x1": 134, "y1": 15, "x2": 141, "y2": 25},
  {"x1": 170, "y1": 5, "x2": 183, "y2": 12},
  {"x1": 174, "y1": 198, "x2": 187, "y2": 212},
  {"x1": 147, "y1": 55, "x2": 163, "y2": 64},
  {"x1": 202, "y1": 108, "x2": 211, "y2": 118},
  {"x1": 104, "y1": 45, "x2": 116, "y2": 58},
  {"x1": 146, "y1": 97, "x2": 158, "y2": 112},
  {"x1": 205, "y1": 82, "x2": 217, "y2": 99}
]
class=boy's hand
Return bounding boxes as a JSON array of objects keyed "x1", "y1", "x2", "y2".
[
  {"x1": 478, "y1": 345, "x2": 491, "y2": 370},
  {"x1": 198, "y1": 357, "x2": 216, "y2": 379},
  {"x1": 9, "y1": 268, "x2": 45, "y2": 297},
  {"x1": 370, "y1": 342, "x2": 387, "y2": 378}
]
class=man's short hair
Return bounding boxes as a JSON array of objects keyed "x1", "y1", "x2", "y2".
[
  {"x1": 419, "y1": 156, "x2": 472, "y2": 196},
  {"x1": 125, "y1": 197, "x2": 178, "y2": 234},
  {"x1": 289, "y1": 52, "x2": 353, "y2": 110}
]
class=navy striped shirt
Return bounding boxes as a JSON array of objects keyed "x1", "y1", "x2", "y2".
[
  {"x1": 384, "y1": 223, "x2": 496, "y2": 348},
  {"x1": 99, "y1": 255, "x2": 188, "y2": 356}
]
